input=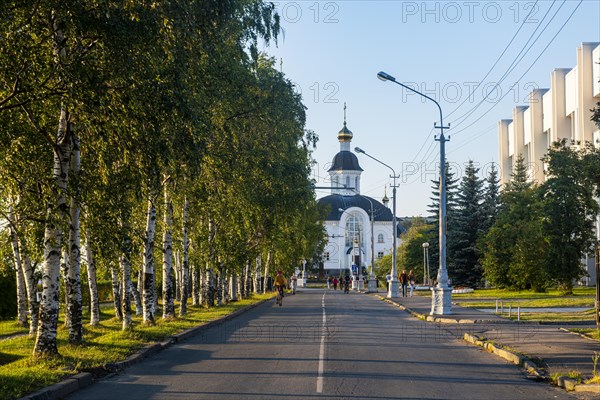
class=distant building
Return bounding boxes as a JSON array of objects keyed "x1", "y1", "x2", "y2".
[
  {"x1": 317, "y1": 108, "x2": 401, "y2": 277},
  {"x1": 497, "y1": 42, "x2": 600, "y2": 285}
]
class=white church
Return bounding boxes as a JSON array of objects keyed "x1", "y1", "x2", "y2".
[{"x1": 317, "y1": 110, "x2": 401, "y2": 280}]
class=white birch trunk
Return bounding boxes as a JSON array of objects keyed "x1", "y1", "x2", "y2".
[
  {"x1": 263, "y1": 250, "x2": 272, "y2": 293},
  {"x1": 110, "y1": 266, "x2": 122, "y2": 321},
  {"x1": 238, "y1": 267, "x2": 244, "y2": 299},
  {"x1": 22, "y1": 252, "x2": 39, "y2": 336},
  {"x1": 179, "y1": 197, "x2": 190, "y2": 316},
  {"x1": 244, "y1": 260, "x2": 252, "y2": 298},
  {"x1": 85, "y1": 239, "x2": 100, "y2": 326},
  {"x1": 216, "y1": 265, "x2": 223, "y2": 306},
  {"x1": 34, "y1": 103, "x2": 71, "y2": 356},
  {"x1": 8, "y1": 206, "x2": 27, "y2": 326},
  {"x1": 120, "y1": 238, "x2": 132, "y2": 330},
  {"x1": 142, "y1": 199, "x2": 157, "y2": 324},
  {"x1": 206, "y1": 267, "x2": 214, "y2": 306},
  {"x1": 131, "y1": 271, "x2": 142, "y2": 316},
  {"x1": 254, "y1": 255, "x2": 262, "y2": 294},
  {"x1": 67, "y1": 135, "x2": 82, "y2": 343},
  {"x1": 61, "y1": 248, "x2": 69, "y2": 328},
  {"x1": 230, "y1": 272, "x2": 238, "y2": 302},
  {"x1": 206, "y1": 219, "x2": 215, "y2": 307},
  {"x1": 162, "y1": 182, "x2": 175, "y2": 319},
  {"x1": 173, "y1": 251, "x2": 180, "y2": 302},
  {"x1": 192, "y1": 262, "x2": 200, "y2": 306}
]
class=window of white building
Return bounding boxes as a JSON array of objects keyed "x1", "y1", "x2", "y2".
[
  {"x1": 377, "y1": 233, "x2": 384, "y2": 243},
  {"x1": 345, "y1": 213, "x2": 364, "y2": 248},
  {"x1": 324, "y1": 252, "x2": 330, "y2": 261},
  {"x1": 377, "y1": 252, "x2": 384, "y2": 260}
]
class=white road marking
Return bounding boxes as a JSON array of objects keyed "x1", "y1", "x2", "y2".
[{"x1": 317, "y1": 292, "x2": 326, "y2": 393}]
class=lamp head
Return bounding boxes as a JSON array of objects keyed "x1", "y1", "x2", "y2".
[
  {"x1": 377, "y1": 71, "x2": 396, "y2": 82},
  {"x1": 422, "y1": 242, "x2": 429, "y2": 248},
  {"x1": 354, "y1": 147, "x2": 364, "y2": 154}
]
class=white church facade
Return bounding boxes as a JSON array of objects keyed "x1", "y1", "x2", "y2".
[{"x1": 317, "y1": 111, "x2": 400, "y2": 278}]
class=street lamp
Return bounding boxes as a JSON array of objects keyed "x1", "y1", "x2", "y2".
[
  {"x1": 354, "y1": 147, "x2": 399, "y2": 298},
  {"x1": 349, "y1": 189, "x2": 376, "y2": 292},
  {"x1": 302, "y1": 259, "x2": 306, "y2": 288},
  {"x1": 363, "y1": 196, "x2": 376, "y2": 292},
  {"x1": 422, "y1": 242, "x2": 430, "y2": 286},
  {"x1": 377, "y1": 70, "x2": 452, "y2": 315}
]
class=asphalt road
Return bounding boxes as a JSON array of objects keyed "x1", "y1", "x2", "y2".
[{"x1": 68, "y1": 289, "x2": 579, "y2": 400}]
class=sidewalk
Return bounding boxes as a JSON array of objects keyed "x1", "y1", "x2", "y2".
[{"x1": 373, "y1": 291, "x2": 600, "y2": 394}]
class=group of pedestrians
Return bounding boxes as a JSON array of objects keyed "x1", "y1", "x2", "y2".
[{"x1": 326, "y1": 275, "x2": 351, "y2": 292}]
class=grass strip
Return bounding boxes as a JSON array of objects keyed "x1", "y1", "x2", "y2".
[{"x1": 0, "y1": 294, "x2": 272, "y2": 400}]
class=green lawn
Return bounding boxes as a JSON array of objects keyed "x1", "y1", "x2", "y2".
[
  {"x1": 0, "y1": 321, "x2": 28, "y2": 340},
  {"x1": 453, "y1": 287, "x2": 596, "y2": 308},
  {"x1": 570, "y1": 328, "x2": 600, "y2": 341},
  {"x1": 501, "y1": 308, "x2": 597, "y2": 322},
  {"x1": 0, "y1": 295, "x2": 272, "y2": 400}
]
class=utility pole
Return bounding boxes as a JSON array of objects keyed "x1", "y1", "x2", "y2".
[{"x1": 596, "y1": 244, "x2": 599, "y2": 328}]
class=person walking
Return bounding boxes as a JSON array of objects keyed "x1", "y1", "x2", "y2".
[
  {"x1": 399, "y1": 270, "x2": 409, "y2": 297},
  {"x1": 332, "y1": 277, "x2": 338, "y2": 290},
  {"x1": 408, "y1": 269, "x2": 415, "y2": 297},
  {"x1": 291, "y1": 274, "x2": 297, "y2": 294},
  {"x1": 327, "y1": 275, "x2": 331, "y2": 289}
]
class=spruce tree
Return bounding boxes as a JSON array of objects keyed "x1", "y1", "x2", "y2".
[
  {"x1": 481, "y1": 155, "x2": 548, "y2": 290},
  {"x1": 481, "y1": 163, "x2": 500, "y2": 233},
  {"x1": 452, "y1": 161, "x2": 484, "y2": 287}
]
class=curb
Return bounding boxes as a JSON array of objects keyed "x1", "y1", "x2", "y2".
[
  {"x1": 462, "y1": 333, "x2": 600, "y2": 393},
  {"x1": 374, "y1": 294, "x2": 513, "y2": 324},
  {"x1": 559, "y1": 327, "x2": 600, "y2": 342},
  {"x1": 18, "y1": 297, "x2": 271, "y2": 400},
  {"x1": 463, "y1": 333, "x2": 545, "y2": 379}
]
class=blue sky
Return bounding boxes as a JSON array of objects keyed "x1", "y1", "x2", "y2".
[{"x1": 262, "y1": 0, "x2": 600, "y2": 216}]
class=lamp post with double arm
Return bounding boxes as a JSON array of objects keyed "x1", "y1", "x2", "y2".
[
  {"x1": 376, "y1": 70, "x2": 452, "y2": 314},
  {"x1": 354, "y1": 147, "x2": 399, "y2": 298}
]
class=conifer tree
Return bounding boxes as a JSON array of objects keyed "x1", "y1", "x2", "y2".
[
  {"x1": 481, "y1": 163, "x2": 500, "y2": 233},
  {"x1": 481, "y1": 155, "x2": 548, "y2": 291},
  {"x1": 452, "y1": 161, "x2": 484, "y2": 287}
]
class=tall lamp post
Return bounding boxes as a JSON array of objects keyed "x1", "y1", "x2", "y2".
[
  {"x1": 377, "y1": 70, "x2": 452, "y2": 314},
  {"x1": 364, "y1": 196, "x2": 376, "y2": 292},
  {"x1": 302, "y1": 259, "x2": 306, "y2": 288},
  {"x1": 354, "y1": 147, "x2": 399, "y2": 298},
  {"x1": 350, "y1": 189, "x2": 376, "y2": 292},
  {"x1": 422, "y1": 242, "x2": 430, "y2": 286}
]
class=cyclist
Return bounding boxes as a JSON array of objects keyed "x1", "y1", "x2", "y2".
[
  {"x1": 343, "y1": 274, "x2": 351, "y2": 293},
  {"x1": 274, "y1": 270, "x2": 287, "y2": 306}
]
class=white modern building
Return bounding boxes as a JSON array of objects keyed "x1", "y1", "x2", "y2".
[
  {"x1": 498, "y1": 42, "x2": 600, "y2": 285},
  {"x1": 317, "y1": 113, "x2": 401, "y2": 279}
]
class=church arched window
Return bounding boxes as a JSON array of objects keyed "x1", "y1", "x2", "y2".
[
  {"x1": 355, "y1": 176, "x2": 359, "y2": 192},
  {"x1": 378, "y1": 233, "x2": 384, "y2": 243},
  {"x1": 345, "y1": 176, "x2": 350, "y2": 189},
  {"x1": 345, "y1": 212, "x2": 364, "y2": 248}
]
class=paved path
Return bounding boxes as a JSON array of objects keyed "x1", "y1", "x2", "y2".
[
  {"x1": 68, "y1": 289, "x2": 580, "y2": 400},
  {"x1": 382, "y1": 293, "x2": 600, "y2": 381}
]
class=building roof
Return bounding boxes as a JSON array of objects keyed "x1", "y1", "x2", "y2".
[
  {"x1": 327, "y1": 151, "x2": 363, "y2": 172},
  {"x1": 318, "y1": 194, "x2": 405, "y2": 236},
  {"x1": 317, "y1": 194, "x2": 392, "y2": 221}
]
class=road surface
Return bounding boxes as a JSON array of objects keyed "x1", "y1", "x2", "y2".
[{"x1": 68, "y1": 289, "x2": 580, "y2": 399}]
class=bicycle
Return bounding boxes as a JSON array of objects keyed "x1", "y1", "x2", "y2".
[{"x1": 276, "y1": 285, "x2": 284, "y2": 306}]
